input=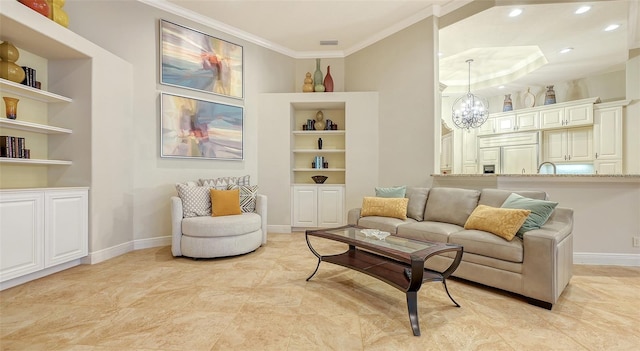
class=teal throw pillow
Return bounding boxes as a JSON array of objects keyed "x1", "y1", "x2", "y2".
[
  {"x1": 501, "y1": 193, "x2": 558, "y2": 238},
  {"x1": 375, "y1": 185, "x2": 406, "y2": 198}
]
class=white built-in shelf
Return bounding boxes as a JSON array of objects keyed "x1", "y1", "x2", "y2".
[
  {"x1": 0, "y1": 158, "x2": 72, "y2": 165},
  {"x1": 0, "y1": 79, "x2": 72, "y2": 103},
  {"x1": 293, "y1": 168, "x2": 346, "y2": 172},
  {"x1": 292, "y1": 130, "x2": 345, "y2": 135},
  {"x1": 0, "y1": 119, "x2": 72, "y2": 134},
  {"x1": 293, "y1": 149, "x2": 345, "y2": 153}
]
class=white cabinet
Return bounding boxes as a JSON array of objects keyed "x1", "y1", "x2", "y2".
[
  {"x1": 440, "y1": 133, "x2": 452, "y2": 172},
  {"x1": 292, "y1": 185, "x2": 344, "y2": 228},
  {"x1": 478, "y1": 117, "x2": 495, "y2": 135},
  {"x1": 543, "y1": 127, "x2": 593, "y2": 162},
  {"x1": 540, "y1": 103, "x2": 594, "y2": 129},
  {"x1": 461, "y1": 128, "x2": 478, "y2": 174},
  {"x1": 0, "y1": 188, "x2": 88, "y2": 284},
  {"x1": 502, "y1": 145, "x2": 538, "y2": 174},
  {"x1": 515, "y1": 111, "x2": 540, "y2": 131},
  {"x1": 593, "y1": 104, "x2": 625, "y2": 174},
  {"x1": 494, "y1": 114, "x2": 516, "y2": 133},
  {"x1": 478, "y1": 147, "x2": 501, "y2": 173}
]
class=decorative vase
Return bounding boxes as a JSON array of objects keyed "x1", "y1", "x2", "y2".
[
  {"x1": 18, "y1": 0, "x2": 51, "y2": 18},
  {"x1": 302, "y1": 72, "x2": 314, "y2": 92},
  {"x1": 0, "y1": 42, "x2": 20, "y2": 62},
  {"x1": 318, "y1": 138, "x2": 323, "y2": 150},
  {"x1": 544, "y1": 85, "x2": 556, "y2": 105},
  {"x1": 323, "y1": 65, "x2": 334, "y2": 92},
  {"x1": 314, "y1": 110, "x2": 325, "y2": 130},
  {"x1": 3, "y1": 97, "x2": 19, "y2": 120},
  {"x1": 502, "y1": 94, "x2": 513, "y2": 112},
  {"x1": 0, "y1": 62, "x2": 26, "y2": 84},
  {"x1": 313, "y1": 59, "x2": 324, "y2": 92}
]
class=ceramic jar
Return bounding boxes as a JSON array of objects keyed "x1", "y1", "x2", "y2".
[
  {"x1": 323, "y1": 66, "x2": 334, "y2": 92},
  {"x1": 0, "y1": 42, "x2": 26, "y2": 84},
  {"x1": 544, "y1": 85, "x2": 556, "y2": 105},
  {"x1": 302, "y1": 72, "x2": 314, "y2": 92},
  {"x1": 19, "y1": 0, "x2": 51, "y2": 18},
  {"x1": 313, "y1": 59, "x2": 325, "y2": 92},
  {"x1": 3, "y1": 97, "x2": 19, "y2": 120},
  {"x1": 503, "y1": 94, "x2": 513, "y2": 112}
]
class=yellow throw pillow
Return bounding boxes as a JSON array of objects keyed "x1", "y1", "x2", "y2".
[
  {"x1": 464, "y1": 205, "x2": 531, "y2": 241},
  {"x1": 210, "y1": 188, "x2": 242, "y2": 216},
  {"x1": 360, "y1": 197, "x2": 409, "y2": 220}
]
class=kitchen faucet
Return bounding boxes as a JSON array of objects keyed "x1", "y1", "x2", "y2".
[{"x1": 537, "y1": 161, "x2": 557, "y2": 174}]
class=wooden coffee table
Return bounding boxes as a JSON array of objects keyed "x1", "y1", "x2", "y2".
[{"x1": 305, "y1": 225, "x2": 463, "y2": 336}]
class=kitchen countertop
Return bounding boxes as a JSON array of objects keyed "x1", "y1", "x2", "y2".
[{"x1": 431, "y1": 173, "x2": 640, "y2": 182}]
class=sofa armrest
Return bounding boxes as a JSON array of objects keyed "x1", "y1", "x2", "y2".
[
  {"x1": 255, "y1": 194, "x2": 268, "y2": 244},
  {"x1": 522, "y1": 207, "x2": 574, "y2": 305},
  {"x1": 348, "y1": 208, "x2": 361, "y2": 226},
  {"x1": 170, "y1": 196, "x2": 184, "y2": 257}
]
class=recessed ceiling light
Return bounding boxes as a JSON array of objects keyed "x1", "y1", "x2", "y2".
[
  {"x1": 560, "y1": 47, "x2": 573, "y2": 54},
  {"x1": 509, "y1": 9, "x2": 523, "y2": 17},
  {"x1": 575, "y1": 6, "x2": 591, "y2": 14},
  {"x1": 498, "y1": 85, "x2": 505, "y2": 89},
  {"x1": 604, "y1": 24, "x2": 620, "y2": 32}
]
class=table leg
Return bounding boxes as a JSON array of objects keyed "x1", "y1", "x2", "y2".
[
  {"x1": 305, "y1": 232, "x2": 322, "y2": 281},
  {"x1": 442, "y1": 280, "x2": 460, "y2": 307},
  {"x1": 406, "y1": 291, "x2": 420, "y2": 336}
]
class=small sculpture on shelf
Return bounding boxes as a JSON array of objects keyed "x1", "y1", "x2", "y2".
[
  {"x1": 313, "y1": 59, "x2": 325, "y2": 92},
  {"x1": 317, "y1": 137, "x2": 322, "y2": 149},
  {"x1": 323, "y1": 65, "x2": 334, "y2": 92},
  {"x1": 503, "y1": 94, "x2": 513, "y2": 112},
  {"x1": 544, "y1": 85, "x2": 556, "y2": 105},
  {"x1": 314, "y1": 110, "x2": 325, "y2": 130},
  {"x1": 0, "y1": 41, "x2": 26, "y2": 84}
]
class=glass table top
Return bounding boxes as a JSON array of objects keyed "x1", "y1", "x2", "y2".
[{"x1": 316, "y1": 226, "x2": 438, "y2": 254}]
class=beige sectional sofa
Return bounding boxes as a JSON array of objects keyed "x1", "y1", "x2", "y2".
[{"x1": 347, "y1": 187, "x2": 573, "y2": 309}]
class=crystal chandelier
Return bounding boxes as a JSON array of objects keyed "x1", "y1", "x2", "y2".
[{"x1": 452, "y1": 59, "x2": 489, "y2": 129}]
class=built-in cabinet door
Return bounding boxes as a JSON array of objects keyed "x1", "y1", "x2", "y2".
[
  {"x1": 0, "y1": 192, "x2": 45, "y2": 282},
  {"x1": 461, "y1": 128, "x2": 478, "y2": 173},
  {"x1": 567, "y1": 127, "x2": 593, "y2": 161},
  {"x1": 565, "y1": 103, "x2": 594, "y2": 127},
  {"x1": 516, "y1": 111, "x2": 539, "y2": 131},
  {"x1": 292, "y1": 186, "x2": 318, "y2": 227},
  {"x1": 45, "y1": 190, "x2": 88, "y2": 267},
  {"x1": 317, "y1": 186, "x2": 345, "y2": 227},
  {"x1": 540, "y1": 108, "x2": 565, "y2": 129},
  {"x1": 543, "y1": 129, "x2": 568, "y2": 162},
  {"x1": 594, "y1": 107, "x2": 623, "y2": 160},
  {"x1": 594, "y1": 160, "x2": 622, "y2": 174},
  {"x1": 440, "y1": 133, "x2": 452, "y2": 171},
  {"x1": 478, "y1": 147, "x2": 501, "y2": 173},
  {"x1": 502, "y1": 145, "x2": 538, "y2": 174},
  {"x1": 478, "y1": 118, "x2": 495, "y2": 135},
  {"x1": 494, "y1": 114, "x2": 516, "y2": 133}
]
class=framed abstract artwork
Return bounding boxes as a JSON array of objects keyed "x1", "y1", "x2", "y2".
[
  {"x1": 160, "y1": 19, "x2": 244, "y2": 99},
  {"x1": 160, "y1": 93, "x2": 243, "y2": 160}
]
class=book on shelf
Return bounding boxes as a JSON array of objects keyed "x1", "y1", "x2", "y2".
[{"x1": 0, "y1": 135, "x2": 28, "y2": 158}]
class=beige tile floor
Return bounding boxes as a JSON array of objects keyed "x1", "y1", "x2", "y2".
[{"x1": 1, "y1": 233, "x2": 639, "y2": 351}]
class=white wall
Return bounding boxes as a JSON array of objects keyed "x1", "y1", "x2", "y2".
[
  {"x1": 345, "y1": 16, "x2": 439, "y2": 187},
  {"x1": 66, "y1": 1, "x2": 293, "y2": 246}
]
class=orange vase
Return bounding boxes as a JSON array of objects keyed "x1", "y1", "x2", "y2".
[{"x1": 18, "y1": 0, "x2": 51, "y2": 18}]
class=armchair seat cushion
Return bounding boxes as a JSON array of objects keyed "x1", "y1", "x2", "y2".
[{"x1": 182, "y1": 212, "x2": 262, "y2": 238}]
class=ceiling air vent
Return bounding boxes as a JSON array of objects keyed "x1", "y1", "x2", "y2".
[{"x1": 320, "y1": 40, "x2": 338, "y2": 46}]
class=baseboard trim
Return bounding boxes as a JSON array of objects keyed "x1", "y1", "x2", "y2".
[
  {"x1": 268, "y1": 225, "x2": 291, "y2": 233},
  {"x1": 574, "y1": 252, "x2": 640, "y2": 266},
  {"x1": 0, "y1": 260, "x2": 82, "y2": 291},
  {"x1": 86, "y1": 236, "x2": 172, "y2": 264}
]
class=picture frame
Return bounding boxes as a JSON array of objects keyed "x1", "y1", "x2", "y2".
[
  {"x1": 160, "y1": 92, "x2": 243, "y2": 160},
  {"x1": 160, "y1": 19, "x2": 244, "y2": 99}
]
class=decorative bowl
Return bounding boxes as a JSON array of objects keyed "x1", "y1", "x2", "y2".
[
  {"x1": 360, "y1": 229, "x2": 391, "y2": 240},
  {"x1": 311, "y1": 175, "x2": 328, "y2": 184}
]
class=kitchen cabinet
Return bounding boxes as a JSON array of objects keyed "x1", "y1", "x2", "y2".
[
  {"x1": 515, "y1": 111, "x2": 540, "y2": 131},
  {"x1": 440, "y1": 133, "x2": 452, "y2": 172},
  {"x1": 0, "y1": 188, "x2": 88, "y2": 284},
  {"x1": 292, "y1": 185, "x2": 344, "y2": 228},
  {"x1": 494, "y1": 114, "x2": 516, "y2": 133},
  {"x1": 502, "y1": 144, "x2": 538, "y2": 174},
  {"x1": 478, "y1": 147, "x2": 501, "y2": 173},
  {"x1": 477, "y1": 117, "x2": 495, "y2": 135},
  {"x1": 461, "y1": 128, "x2": 478, "y2": 174},
  {"x1": 593, "y1": 106, "x2": 623, "y2": 161},
  {"x1": 540, "y1": 103, "x2": 594, "y2": 129},
  {"x1": 543, "y1": 127, "x2": 593, "y2": 162}
]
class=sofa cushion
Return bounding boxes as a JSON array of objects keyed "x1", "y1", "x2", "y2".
[
  {"x1": 175, "y1": 184, "x2": 212, "y2": 217},
  {"x1": 478, "y1": 188, "x2": 547, "y2": 207},
  {"x1": 375, "y1": 185, "x2": 406, "y2": 198},
  {"x1": 424, "y1": 187, "x2": 480, "y2": 226},
  {"x1": 449, "y1": 229, "x2": 524, "y2": 263},
  {"x1": 182, "y1": 212, "x2": 262, "y2": 238},
  {"x1": 405, "y1": 187, "x2": 429, "y2": 221},
  {"x1": 464, "y1": 205, "x2": 531, "y2": 241},
  {"x1": 501, "y1": 193, "x2": 558, "y2": 237},
  {"x1": 396, "y1": 221, "x2": 464, "y2": 243},
  {"x1": 228, "y1": 184, "x2": 258, "y2": 213},
  {"x1": 361, "y1": 197, "x2": 409, "y2": 220},
  {"x1": 358, "y1": 216, "x2": 416, "y2": 235},
  {"x1": 211, "y1": 189, "x2": 242, "y2": 216}
]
